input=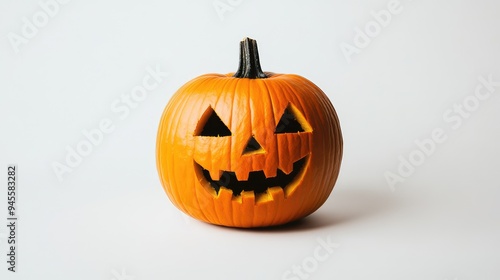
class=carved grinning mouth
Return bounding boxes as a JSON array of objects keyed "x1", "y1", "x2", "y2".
[{"x1": 195, "y1": 156, "x2": 308, "y2": 197}]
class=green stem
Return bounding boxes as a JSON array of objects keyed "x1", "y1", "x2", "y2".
[{"x1": 233, "y1": 37, "x2": 267, "y2": 79}]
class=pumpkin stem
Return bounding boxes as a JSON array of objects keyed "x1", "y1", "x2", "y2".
[{"x1": 233, "y1": 37, "x2": 268, "y2": 79}]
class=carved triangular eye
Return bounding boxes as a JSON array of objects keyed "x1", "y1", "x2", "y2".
[
  {"x1": 194, "y1": 107, "x2": 231, "y2": 137},
  {"x1": 243, "y1": 136, "x2": 264, "y2": 155},
  {"x1": 275, "y1": 104, "x2": 311, "y2": 134}
]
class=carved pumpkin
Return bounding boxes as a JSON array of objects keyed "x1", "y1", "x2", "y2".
[{"x1": 156, "y1": 38, "x2": 342, "y2": 228}]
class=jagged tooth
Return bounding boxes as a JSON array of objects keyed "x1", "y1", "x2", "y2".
[
  {"x1": 217, "y1": 187, "x2": 233, "y2": 200},
  {"x1": 263, "y1": 167, "x2": 277, "y2": 178},
  {"x1": 255, "y1": 191, "x2": 271, "y2": 204},
  {"x1": 209, "y1": 169, "x2": 222, "y2": 181},
  {"x1": 235, "y1": 169, "x2": 249, "y2": 181},
  {"x1": 240, "y1": 191, "x2": 255, "y2": 204},
  {"x1": 268, "y1": 186, "x2": 285, "y2": 201},
  {"x1": 280, "y1": 160, "x2": 294, "y2": 175},
  {"x1": 232, "y1": 194, "x2": 243, "y2": 204},
  {"x1": 241, "y1": 191, "x2": 255, "y2": 204}
]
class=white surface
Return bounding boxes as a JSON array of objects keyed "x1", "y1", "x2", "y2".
[{"x1": 1, "y1": 0, "x2": 500, "y2": 279}]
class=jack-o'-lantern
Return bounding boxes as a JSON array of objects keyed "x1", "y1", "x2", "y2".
[{"x1": 156, "y1": 38, "x2": 342, "y2": 228}]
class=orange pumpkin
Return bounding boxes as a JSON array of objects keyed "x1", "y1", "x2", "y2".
[{"x1": 156, "y1": 38, "x2": 342, "y2": 228}]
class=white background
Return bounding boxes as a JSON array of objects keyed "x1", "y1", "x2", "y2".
[{"x1": 1, "y1": 0, "x2": 500, "y2": 279}]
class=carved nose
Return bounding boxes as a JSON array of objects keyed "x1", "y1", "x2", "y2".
[{"x1": 243, "y1": 136, "x2": 264, "y2": 155}]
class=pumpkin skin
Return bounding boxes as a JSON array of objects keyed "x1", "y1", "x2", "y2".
[{"x1": 156, "y1": 38, "x2": 342, "y2": 228}]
